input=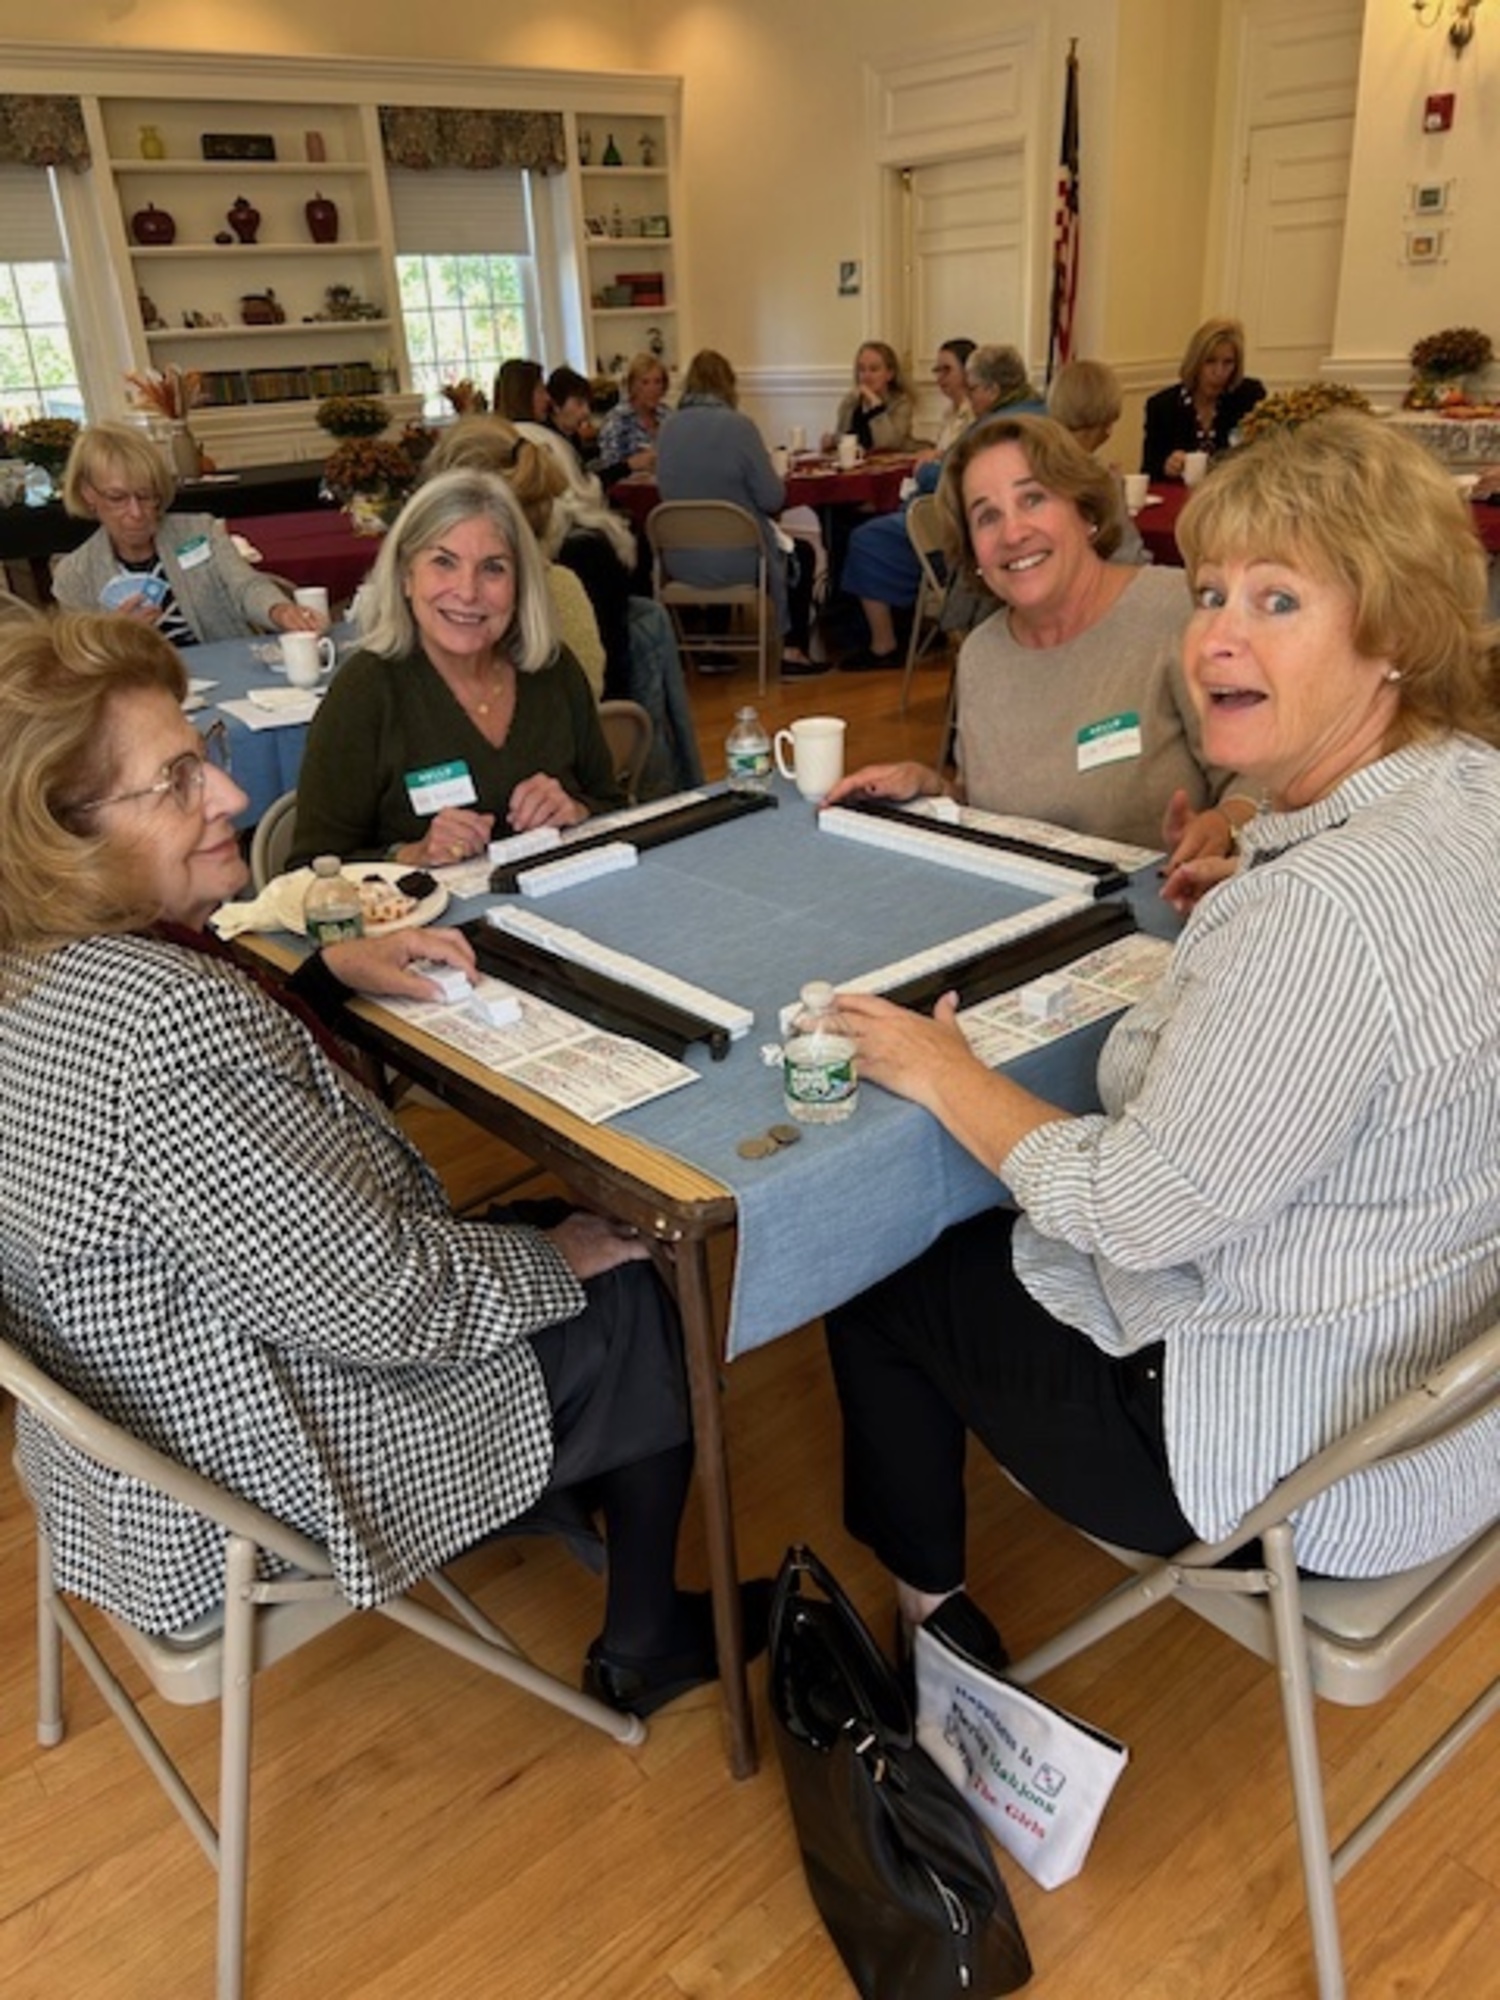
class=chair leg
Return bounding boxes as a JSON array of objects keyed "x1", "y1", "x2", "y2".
[
  {"x1": 36, "y1": 1525, "x2": 64, "y2": 1747},
  {"x1": 1263, "y1": 1521, "x2": 1347, "y2": 2000},
  {"x1": 216, "y1": 1534, "x2": 259, "y2": 2000}
]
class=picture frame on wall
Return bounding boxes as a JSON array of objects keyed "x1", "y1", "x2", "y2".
[
  {"x1": 1405, "y1": 229, "x2": 1443, "y2": 265},
  {"x1": 1410, "y1": 181, "x2": 1448, "y2": 216}
]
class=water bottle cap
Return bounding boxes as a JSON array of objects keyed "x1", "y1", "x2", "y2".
[
  {"x1": 800, "y1": 980, "x2": 836, "y2": 1010},
  {"x1": 311, "y1": 854, "x2": 342, "y2": 876}
]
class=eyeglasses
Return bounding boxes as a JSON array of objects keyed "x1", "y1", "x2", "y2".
[
  {"x1": 92, "y1": 488, "x2": 162, "y2": 511},
  {"x1": 78, "y1": 720, "x2": 232, "y2": 815}
]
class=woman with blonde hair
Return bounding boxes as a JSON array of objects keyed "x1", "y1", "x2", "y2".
[
  {"x1": 1141, "y1": 316, "x2": 1265, "y2": 481},
  {"x1": 595, "y1": 352, "x2": 672, "y2": 481},
  {"x1": 290, "y1": 469, "x2": 622, "y2": 869},
  {"x1": 53, "y1": 422, "x2": 320, "y2": 645},
  {"x1": 822, "y1": 340, "x2": 918, "y2": 454}
]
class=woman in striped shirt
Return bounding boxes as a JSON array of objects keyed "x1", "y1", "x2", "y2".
[{"x1": 826, "y1": 413, "x2": 1500, "y2": 1669}]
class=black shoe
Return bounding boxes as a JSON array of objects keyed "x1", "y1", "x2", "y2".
[
  {"x1": 896, "y1": 1589, "x2": 1009, "y2": 1693},
  {"x1": 693, "y1": 650, "x2": 740, "y2": 675},
  {"x1": 838, "y1": 646, "x2": 902, "y2": 672},
  {"x1": 780, "y1": 652, "x2": 830, "y2": 678},
  {"x1": 583, "y1": 1579, "x2": 774, "y2": 1719}
]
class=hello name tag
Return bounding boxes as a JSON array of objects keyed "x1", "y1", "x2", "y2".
[
  {"x1": 175, "y1": 534, "x2": 212, "y2": 571},
  {"x1": 405, "y1": 760, "x2": 478, "y2": 814},
  {"x1": 1077, "y1": 711, "x2": 1143, "y2": 772}
]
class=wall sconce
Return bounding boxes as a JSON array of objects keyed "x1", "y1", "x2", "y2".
[{"x1": 1412, "y1": 0, "x2": 1484, "y2": 54}]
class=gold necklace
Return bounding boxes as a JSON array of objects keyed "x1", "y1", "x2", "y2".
[{"x1": 455, "y1": 660, "x2": 510, "y2": 719}]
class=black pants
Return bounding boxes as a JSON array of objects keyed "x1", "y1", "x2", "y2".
[{"x1": 825, "y1": 1210, "x2": 1195, "y2": 1594}]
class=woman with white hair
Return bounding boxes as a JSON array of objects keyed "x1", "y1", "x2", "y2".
[{"x1": 289, "y1": 470, "x2": 623, "y2": 870}]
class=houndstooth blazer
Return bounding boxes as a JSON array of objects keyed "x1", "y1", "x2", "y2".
[{"x1": 0, "y1": 933, "x2": 586, "y2": 1632}]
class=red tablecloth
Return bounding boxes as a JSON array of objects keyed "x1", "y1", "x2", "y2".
[
  {"x1": 229, "y1": 509, "x2": 380, "y2": 609},
  {"x1": 612, "y1": 453, "x2": 915, "y2": 533},
  {"x1": 1134, "y1": 480, "x2": 1500, "y2": 564}
]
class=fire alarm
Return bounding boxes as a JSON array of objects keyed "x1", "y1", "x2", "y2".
[{"x1": 1424, "y1": 93, "x2": 1455, "y2": 132}]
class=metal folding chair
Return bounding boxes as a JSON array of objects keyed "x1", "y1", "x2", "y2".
[
  {"x1": 598, "y1": 697, "x2": 654, "y2": 802},
  {"x1": 1003, "y1": 1317, "x2": 1500, "y2": 2000},
  {"x1": 247, "y1": 787, "x2": 298, "y2": 890},
  {"x1": 897, "y1": 493, "x2": 952, "y2": 716},
  {"x1": 1, "y1": 1335, "x2": 645, "y2": 2000},
  {"x1": 646, "y1": 500, "x2": 776, "y2": 695}
]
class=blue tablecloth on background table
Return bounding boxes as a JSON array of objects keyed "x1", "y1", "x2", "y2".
[
  {"x1": 191, "y1": 627, "x2": 354, "y2": 826},
  {"x1": 454, "y1": 785, "x2": 1178, "y2": 1357}
]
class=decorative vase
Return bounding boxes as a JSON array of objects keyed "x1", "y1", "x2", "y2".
[
  {"x1": 227, "y1": 197, "x2": 261, "y2": 245},
  {"x1": 138, "y1": 124, "x2": 166, "y2": 160},
  {"x1": 577, "y1": 127, "x2": 593, "y2": 166},
  {"x1": 305, "y1": 130, "x2": 327, "y2": 163},
  {"x1": 166, "y1": 421, "x2": 203, "y2": 480},
  {"x1": 602, "y1": 133, "x2": 622, "y2": 166},
  {"x1": 304, "y1": 192, "x2": 339, "y2": 244},
  {"x1": 131, "y1": 202, "x2": 176, "y2": 246}
]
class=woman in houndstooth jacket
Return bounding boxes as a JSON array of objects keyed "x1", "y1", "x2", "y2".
[{"x1": 0, "y1": 613, "x2": 764, "y2": 1719}]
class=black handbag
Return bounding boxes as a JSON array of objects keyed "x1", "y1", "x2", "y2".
[{"x1": 769, "y1": 1545, "x2": 1032, "y2": 1999}]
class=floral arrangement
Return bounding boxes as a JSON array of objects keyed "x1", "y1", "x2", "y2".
[
  {"x1": 321, "y1": 434, "x2": 423, "y2": 531},
  {"x1": 1409, "y1": 326, "x2": 1492, "y2": 380},
  {"x1": 315, "y1": 394, "x2": 391, "y2": 440},
  {"x1": 441, "y1": 379, "x2": 489, "y2": 415},
  {"x1": 14, "y1": 416, "x2": 80, "y2": 474},
  {"x1": 1237, "y1": 381, "x2": 1372, "y2": 444},
  {"x1": 125, "y1": 365, "x2": 202, "y2": 419},
  {"x1": 400, "y1": 420, "x2": 437, "y2": 467}
]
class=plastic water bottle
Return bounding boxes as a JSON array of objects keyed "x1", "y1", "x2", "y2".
[
  {"x1": 725, "y1": 705, "x2": 771, "y2": 794},
  {"x1": 303, "y1": 855, "x2": 364, "y2": 945},
  {"x1": 783, "y1": 981, "x2": 859, "y2": 1124}
]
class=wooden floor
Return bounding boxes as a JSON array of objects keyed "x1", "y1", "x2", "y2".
[{"x1": 2, "y1": 651, "x2": 1497, "y2": 1999}]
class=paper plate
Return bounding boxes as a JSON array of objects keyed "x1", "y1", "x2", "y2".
[{"x1": 276, "y1": 861, "x2": 449, "y2": 937}]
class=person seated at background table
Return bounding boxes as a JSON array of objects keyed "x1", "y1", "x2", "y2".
[
  {"x1": 1141, "y1": 316, "x2": 1266, "y2": 482},
  {"x1": 821, "y1": 340, "x2": 919, "y2": 455},
  {"x1": 0, "y1": 611, "x2": 765, "y2": 1720},
  {"x1": 494, "y1": 356, "x2": 552, "y2": 425},
  {"x1": 916, "y1": 336, "x2": 977, "y2": 464},
  {"x1": 827, "y1": 415, "x2": 1238, "y2": 855},
  {"x1": 824, "y1": 412, "x2": 1500, "y2": 1677},
  {"x1": 423, "y1": 419, "x2": 703, "y2": 792},
  {"x1": 594, "y1": 352, "x2": 673, "y2": 484},
  {"x1": 1046, "y1": 357, "x2": 1146, "y2": 565},
  {"x1": 655, "y1": 347, "x2": 816, "y2": 674},
  {"x1": 836, "y1": 344, "x2": 1045, "y2": 672},
  {"x1": 545, "y1": 364, "x2": 601, "y2": 468},
  {"x1": 290, "y1": 470, "x2": 623, "y2": 871},
  {"x1": 52, "y1": 423, "x2": 322, "y2": 646}
]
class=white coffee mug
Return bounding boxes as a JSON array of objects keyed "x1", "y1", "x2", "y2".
[
  {"x1": 293, "y1": 585, "x2": 331, "y2": 626},
  {"x1": 770, "y1": 446, "x2": 790, "y2": 478},
  {"x1": 1181, "y1": 450, "x2": 1210, "y2": 487},
  {"x1": 836, "y1": 434, "x2": 862, "y2": 471},
  {"x1": 1123, "y1": 472, "x2": 1150, "y2": 512},
  {"x1": 281, "y1": 630, "x2": 336, "y2": 688},
  {"x1": 774, "y1": 715, "x2": 846, "y2": 802},
  {"x1": 788, "y1": 425, "x2": 807, "y2": 453}
]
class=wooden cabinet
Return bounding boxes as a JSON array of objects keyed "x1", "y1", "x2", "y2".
[{"x1": 96, "y1": 98, "x2": 401, "y2": 417}]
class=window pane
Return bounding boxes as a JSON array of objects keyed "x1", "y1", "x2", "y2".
[
  {"x1": 16, "y1": 263, "x2": 63, "y2": 319},
  {"x1": 396, "y1": 251, "x2": 535, "y2": 401},
  {"x1": 0, "y1": 259, "x2": 84, "y2": 422}
]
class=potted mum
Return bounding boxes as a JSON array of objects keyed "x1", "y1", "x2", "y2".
[
  {"x1": 1237, "y1": 381, "x2": 1373, "y2": 444},
  {"x1": 321, "y1": 435, "x2": 422, "y2": 532},
  {"x1": 1404, "y1": 327, "x2": 1493, "y2": 410}
]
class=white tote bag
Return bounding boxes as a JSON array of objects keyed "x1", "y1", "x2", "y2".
[{"x1": 914, "y1": 1623, "x2": 1129, "y2": 1889}]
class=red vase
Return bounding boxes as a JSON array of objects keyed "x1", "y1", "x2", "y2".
[
  {"x1": 131, "y1": 202, "x2": 176, "y2": 246},
  {"x1": 227, "y1": 197, "x2": 261, "y2": 245},
  {"x1": 304, "y1": 192, "x2": 339, "y2": 244}
]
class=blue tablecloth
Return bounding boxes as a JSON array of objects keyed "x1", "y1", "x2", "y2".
[
  {"x1": 191, "y1": 628, "x2": 352, "y2": 826},
  {"x1": 458, "y1": 786, "x2": 1177, "y2": 1357}
]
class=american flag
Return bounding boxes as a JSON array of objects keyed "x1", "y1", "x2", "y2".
[{"x1": 1047, "y1": 43, "x2": 1081, "y2": 381}]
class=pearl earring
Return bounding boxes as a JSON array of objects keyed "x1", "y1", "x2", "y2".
[{"x1": 1384, "y1": 668, "x2": 1402, "y2": 683}]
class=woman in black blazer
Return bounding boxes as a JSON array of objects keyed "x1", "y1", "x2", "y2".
[{"x1": 1141, "y1": 317, "x2": 1265, "y2": 481}]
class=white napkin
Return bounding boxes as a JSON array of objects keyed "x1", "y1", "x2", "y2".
[{"x1": 209, "y1": 870, "x2": 313, "y2": 939}]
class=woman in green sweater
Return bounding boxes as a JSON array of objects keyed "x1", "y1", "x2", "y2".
[{"x1": 290, "y1": 470, "x2": 624, "y2": 869}]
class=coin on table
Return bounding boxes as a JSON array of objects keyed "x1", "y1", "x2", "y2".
[
  {"x1": 737, "y1": 1134, "x2": 776, "y2": 1159},
  {"x1": 767, "y1": 1124, "x2": 803, "y2": 1148}
]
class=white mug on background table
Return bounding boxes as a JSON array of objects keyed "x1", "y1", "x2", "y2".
[
  {"x1": 836, "y1": 434, "x2": 863, "y2": 471},
  {"x1": 771, "y1": 446, "x2": 790, "y2": 478},
  {"x1": 1181, "y1": 450, "x2": 1209, "y2": 488},
  {"x1": 788, "y1": 424, "x2": 807, "y2": 453},
  {"x1": 1123, "y1": 471, "x2": 1150, "y2": 513},
  {"x1": 281, "y1": 630, "x2": 336, "y2": 688},
  {"x1": 293, "y1": 585, "x2": 331, "y2": 627},
  {"x1": 774, "y1": 715, "x2": 846, "y2": 802}
]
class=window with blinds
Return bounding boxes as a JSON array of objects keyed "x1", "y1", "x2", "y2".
[
  {"x1": 387, "y1": 165, "x2": 539, "y2": 405},
  {"x1": 0, "y1": 164, "x2": 85, "y2": 425}
]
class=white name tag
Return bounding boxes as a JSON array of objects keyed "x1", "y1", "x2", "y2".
[
  {"x1": 1077, "y1": 711, "x2": 1142, "y2": 772},
  {"x1": 406, "y1": 760, "x2": 479, "y2": 814},
  {"x1": 175, "y1": 533, "x2": 212, "y2": 571}
]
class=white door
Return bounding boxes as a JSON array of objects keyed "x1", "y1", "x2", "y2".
[
  {"x1": 1233, "y1": 116, "x2": 1355, "y2": 385},
  {"x1": 897, "y1": 149, "x2": 1027, "y2": 432}
]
